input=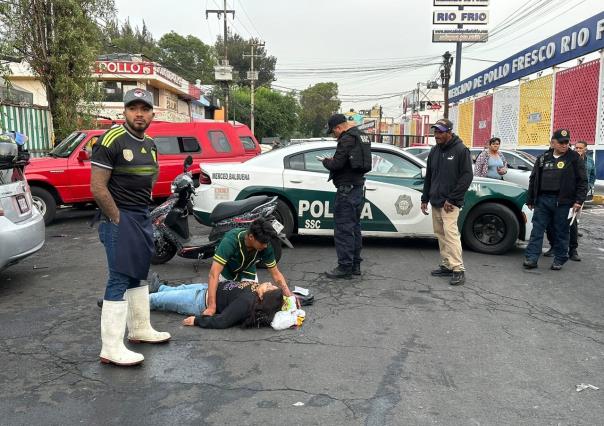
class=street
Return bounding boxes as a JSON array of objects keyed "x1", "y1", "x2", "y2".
[{"x1": 1, "y1": 206, "x2": 603, "y2": 425}]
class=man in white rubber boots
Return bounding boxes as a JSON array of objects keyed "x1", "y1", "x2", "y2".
[{"x1": 91, "y1": 88, "x2": 171, "y2": 366}]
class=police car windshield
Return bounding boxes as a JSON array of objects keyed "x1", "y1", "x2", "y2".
[{"x1": 49, "y1": 132, "x2": 87, "y2": 158}]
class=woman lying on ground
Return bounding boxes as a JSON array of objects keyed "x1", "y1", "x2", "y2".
[{"x1": 147, "y1": 274, "x2": 284, "y2": 329}]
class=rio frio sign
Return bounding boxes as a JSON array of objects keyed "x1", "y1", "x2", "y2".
[{"x1": 450, "y1": 12, "x2": 604, "y2": 103}]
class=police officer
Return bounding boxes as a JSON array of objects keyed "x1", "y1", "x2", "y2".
[
  {"x1": 91, "y1": 88, "x2": 170, "y2": 366},
  {"x1": 523, "y1": 129, "x2": 587, "y2": 271},
  {"x1": 321, "y1": 114, "x2": 368, "y2": 279}
]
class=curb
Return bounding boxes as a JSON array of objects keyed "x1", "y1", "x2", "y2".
[{"x1": 592, "y1": 194, "x2": 604, "y2": 205}]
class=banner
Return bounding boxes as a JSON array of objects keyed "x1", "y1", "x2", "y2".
[{"x1": 450, "y1": 12, "x2": 604, "y2": 103}]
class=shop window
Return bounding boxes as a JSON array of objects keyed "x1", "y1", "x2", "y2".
[
  {"x1": 208, "y1": 131, "x2": 232, "y2": 153},
  {"x1": 99, "y1": 81, "x2": 137, "y2": 102},
  {"x1": 147, "y1": 85, "x2": 160, "y2": 106}
]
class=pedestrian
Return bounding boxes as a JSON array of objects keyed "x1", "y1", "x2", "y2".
[
  {"x1": 146, "y1": 276, "x2": 284, "y2": 329},
  {"x1": 474, "y1": 137, "x2": 508, "y2": 179},
  {"x1": 321, "y1": 113, "x2": 372, "y2": 279},
  {"x1": 523, "y1": 129, "x2": 587, "y2": 271},
  {"x1": 575, "y1": 141, "x2": 596, "y2": 197},
  {"x1": 421, "y1": 118, "x2": 473, "y2": 286},
  {"x1": 202, "y1": 217, "x2": 293, "y2": 317},
  {"x1": 91, "y1": 88, "x2": 171, "y2": 366}
]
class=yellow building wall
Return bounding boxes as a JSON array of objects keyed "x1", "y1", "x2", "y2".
[
  {"x1": 518, "y1": 75, "x2": 553, "y2": 146},
  {"x1": 457, "y1": 101, "x2": 474, "y2": 147}
]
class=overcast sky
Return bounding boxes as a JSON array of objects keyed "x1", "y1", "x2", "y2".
[{"x1": 114, "y1": 0, "x2": 601, "y2": 117}]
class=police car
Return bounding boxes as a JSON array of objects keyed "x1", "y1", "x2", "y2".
[{"x1": 192, "y1": 141, "x2": 533, "y2": 255}]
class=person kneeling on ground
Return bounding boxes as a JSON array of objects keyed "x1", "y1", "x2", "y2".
[{"x1": 148, "y1": 274, "x2": 284, "y2": 329}]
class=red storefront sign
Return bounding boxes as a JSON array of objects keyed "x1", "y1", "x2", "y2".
[{"x1": 95, "y1": 61, "x2": 154, "y2": 75}]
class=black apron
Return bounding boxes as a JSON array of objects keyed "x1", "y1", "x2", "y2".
[{"x1": 115, "y1": 206, "x2": 154, "y2": 280}]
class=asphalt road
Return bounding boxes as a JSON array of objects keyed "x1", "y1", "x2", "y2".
[{"x1": 1, "y1": 206, "x2": 603, "y2": 425}]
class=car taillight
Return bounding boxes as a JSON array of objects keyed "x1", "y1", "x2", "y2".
[{"x1": 199, "y1": 173, "x2": 211, "y2": 185}]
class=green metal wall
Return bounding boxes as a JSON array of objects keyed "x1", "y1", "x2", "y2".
[{"x1": 0, "y1": 103, "x2": 53, "y2": 152}]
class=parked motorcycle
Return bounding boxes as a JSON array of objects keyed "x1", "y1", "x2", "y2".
[{"x1": 150, "y1": 156, "x2": 292, "y2": 266}]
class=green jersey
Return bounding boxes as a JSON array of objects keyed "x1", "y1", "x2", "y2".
[{"x1": 213, "y1": 228, "x2": 276, "y2": 281}]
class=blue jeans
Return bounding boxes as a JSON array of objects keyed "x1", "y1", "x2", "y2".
[
  {"x1": 149, "y1": 283, "x2": 208, "y2": 316},
  {"x1": 334, "y1": 185, "x2": 364, "y2": 268},
  {"x1": 99, "y1": 221, "x2": 140, "y2": 301},
  {"x1": 525, "y1": 195, "x2": 571, "y2": 264}
]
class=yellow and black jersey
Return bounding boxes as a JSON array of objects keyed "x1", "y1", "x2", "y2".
[{"x1": 91, "y1": 125, "x2": 158, "y2": 207}]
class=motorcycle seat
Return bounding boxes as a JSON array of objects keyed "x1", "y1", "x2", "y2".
[{"x1": 210, "y1": 195, "x2": 272, "y2": 223}]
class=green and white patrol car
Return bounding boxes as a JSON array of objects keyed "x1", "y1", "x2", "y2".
[{"x1": 192, "y1": 141, "x2": 533, "y2": 255}]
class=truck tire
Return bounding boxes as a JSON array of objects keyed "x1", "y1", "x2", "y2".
[
  {"x1": 274, "y1": 199, "x2": 294, "y2": 237},
  {"x1": 257, "y1": 236, "x2": 283, "y2": 269},
  {"x1": 31, "y1": 187, "x2": 56, "y2": 225},
  {"x1": 462, "y1": 203, "x2": 519, "y2": 255}
]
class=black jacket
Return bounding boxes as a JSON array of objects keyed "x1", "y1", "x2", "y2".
[
  {"x1": 421, "y1": 134, "x2": 473, "y2": 208},
  {"x1": 322, "y1": 127, "x2": 366, "y2": 187},
  {"x1": 527, "y1": 148, "x2": 587, "y2": 206}
]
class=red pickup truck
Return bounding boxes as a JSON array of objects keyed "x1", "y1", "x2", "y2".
[{"x1": 26, "y1": 121, "x2": 260, "y2": 224}]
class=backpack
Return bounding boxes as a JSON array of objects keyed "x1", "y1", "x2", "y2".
[{"x1": 348, "y1": 129, "x2": 372, "y2": 173}]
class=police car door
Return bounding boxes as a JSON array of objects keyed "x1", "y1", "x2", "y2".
[
  {"x1": 365, "y1": 149, "x2": 433, "y2": 236},
  {"x1": 282, "y1": 148, "x2": 338, "y2": 234}
]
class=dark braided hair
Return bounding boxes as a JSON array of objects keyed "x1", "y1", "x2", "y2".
[{"x1": 242, "y1": 288, "x2": 284, "y2": 328}]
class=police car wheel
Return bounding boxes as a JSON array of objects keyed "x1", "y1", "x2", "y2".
[
  {"x1": 151, "y1": 239, "x2": 177, "y2": 264},
  {"x1": 462, "y1": 203, "x2": 519, "y2": 255},
  {"x1": 273, "y1": 199, "x2": 294, "y2": 237},
  {"x1": 257, "y1": 236, "x2": 282, "y2": 269}
]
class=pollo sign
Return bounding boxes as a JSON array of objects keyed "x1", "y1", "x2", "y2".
[{"x1": 95, "y1": 61, "x2": 154, "y2": 75}]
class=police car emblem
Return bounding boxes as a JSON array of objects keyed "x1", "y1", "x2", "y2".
[
  {"x1": 123, "y1": 149, "x2": 134, "y2": 162},
  {"x1": 395, "y1": 194, "x2": 413, "y2": 216},
  {"x1": 556, "y1": 161, "x2": 564, "y2": 169}
]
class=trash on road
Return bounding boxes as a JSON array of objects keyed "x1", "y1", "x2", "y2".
[
  {"x1": 576, "y1": 383, "x2": 599, "y2": 392},
  {"x1": 292, "y1": 402, "x2": 305, "y2": 406}
]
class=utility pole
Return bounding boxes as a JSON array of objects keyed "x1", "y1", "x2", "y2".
[
  {"x1": 440, "y1": 51, "x2": 453, "y2": 119},
  {"x1": 206, "y1": 0, "x2": 235, "y2": 122},
  {"x1": 243, "y1": 41, "x2": 264, "y2": 136},
  {"x1": 454, "y1": 5, "x2": 463, "y2": 84}
]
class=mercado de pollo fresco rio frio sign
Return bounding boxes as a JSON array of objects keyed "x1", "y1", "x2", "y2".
[{"x1": 450, "y1": 11, "x2": 604, "y2": 103}]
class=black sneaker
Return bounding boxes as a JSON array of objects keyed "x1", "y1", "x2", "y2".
[
  {"x1": 97, "y1": 298, "x2": 103, "y2": 308},
  {"x1": 569, "y1": 251, "x2": 581, "y2": 262},
  {"x1": 543, "y1": 248, "x2": 554, "y2": 257},
  {"x1": 523, "y1": 259, "x2": 538, "y2": 269},
  {"x1": 148, "y1": 272, "x2": 162, "y2": 293},
  {"x1": 325, "y1": 266, "x2": 352, "y2": 279},
  {"x1": 431, "y1": 266, "x2": 453, "y2": 277},
  {"x1": 352, "y1": 263, "x2": 361, "y2": 276},
  {"x1": 449, "y1": 271, "x2": 465, "y2": 286},
  {"x1": 551, "y1": 262, "x2": 563, "y2": 271}
]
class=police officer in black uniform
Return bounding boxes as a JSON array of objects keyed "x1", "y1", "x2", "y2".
[
  {"x1": 523, "y1": 129, "x2": 587, "y2": 271},
  {"x1": 321, "y1": 114, "x2": 368, "y2": 279}
]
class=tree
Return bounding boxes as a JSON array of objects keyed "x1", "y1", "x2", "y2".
[
  {"x1": 299, "y1": 82, "x2": 341, "y2": 137},
  {"x1": 102, "y1": 18, "x2": 161, "y2": 60},
  {"x1": 231, "y1": 86, "x2": 299, "y2": 141},
  {"x1": 158, "y1": 32, "x2": 216, "y2": 84},
  {"x1": 0, "y1": 0, "x2": 115, "y2": 139},
  {"x1": 215, "y1": 34, "x2": 276, "y2": 87}
]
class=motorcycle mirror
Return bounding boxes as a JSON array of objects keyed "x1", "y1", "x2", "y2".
[{"x1": 184, "y1": 155, "x2": 193, "y2": 171}]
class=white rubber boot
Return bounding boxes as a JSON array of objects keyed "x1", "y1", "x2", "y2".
[
  {"x1": 126, "y1": 285, "x2": 171, "y2": 343},
  {"x1": 100, "y1": 300, "x2": 144, "y2": 366}
]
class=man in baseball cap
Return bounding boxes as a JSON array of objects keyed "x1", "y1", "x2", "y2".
[
  {"x1": 326, "y1": 113, "x2": 348, "y2": 135},
  {"x1": 431, "y1": 118, "x2": 453, "y2": 133},
  {"x1": 123, "y1": 88, "x2": 154, "y2": 109}
]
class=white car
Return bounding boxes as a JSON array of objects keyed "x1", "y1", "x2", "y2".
[{"x1": 192, "y1": 141, "x2": 533, "y2": 254}]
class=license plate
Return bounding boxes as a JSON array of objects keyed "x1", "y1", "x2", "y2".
[
  {"x1": 271, "y1": 219, "x2": 284, "y2": 234},
  {"x1": 16, "y1": 194, "x2": 29, "y2": 213}
]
